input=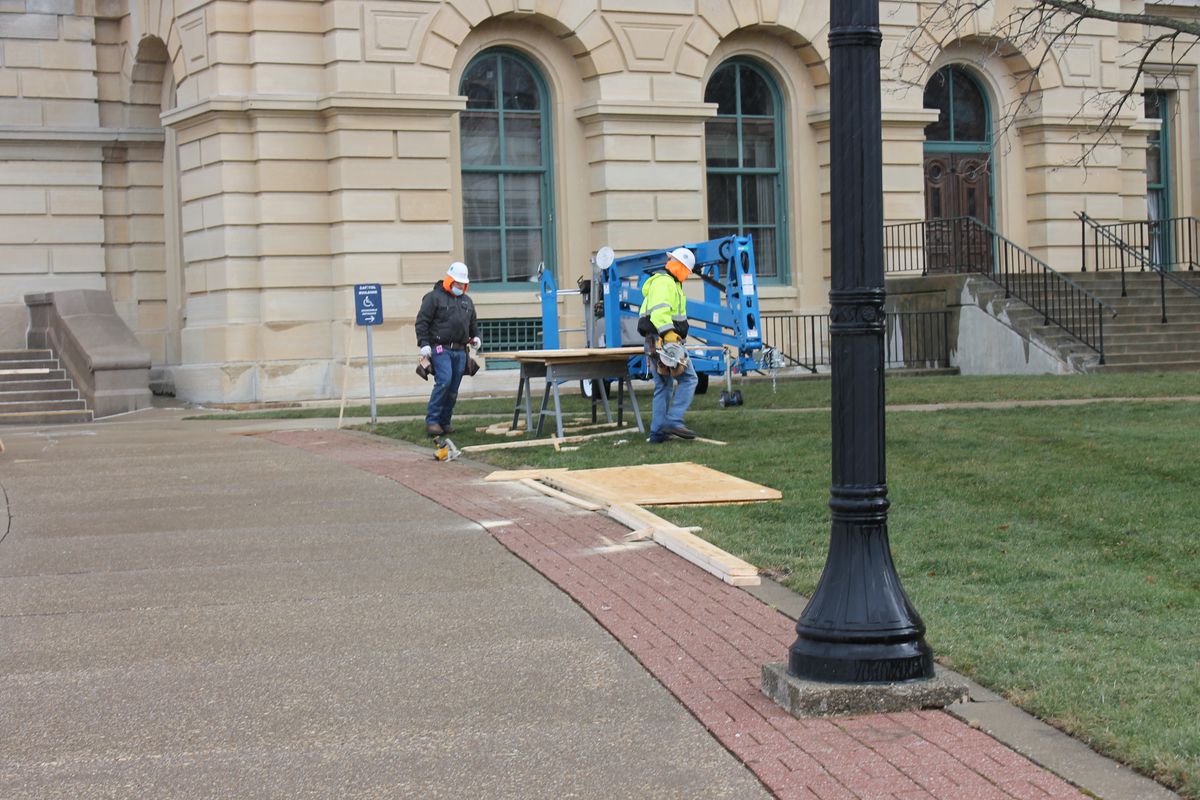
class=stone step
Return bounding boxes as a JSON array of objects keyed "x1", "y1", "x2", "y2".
[
  {"x1": 1038, "y1": 330, "x2": 1200, "y2": 348},
  {"x1": 0, "y1": 387, "x2": 80, "y2": 404},
  {"x1": 0, "y1": 398, "x2": 88, "y2": 414},
  {"x1": 0, "y1": 359, "x2": 59, "y2": 374},
  {"x1": 0, "y1": 368, "x2": 68, "y2": 383},
  {"x1": 0, "y1": 408, "x2": 94, "y2": 425},
  {"x1": 1100, "y1": 349, "x2": 1200, "y2": 365},
  {"x1": 0, "y1": 378, "x2": 72, "y2": 392},
  {"x1": 0, "y1": 349, "x2": 53, "y2": 362},
  {"x1": 1094, "y1": 360, "x2": 1200, "y2": 373}
]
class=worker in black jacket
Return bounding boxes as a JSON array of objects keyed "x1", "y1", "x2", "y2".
[{"x1": 415, "y1": 261, "x2": 480, "y2": 436}]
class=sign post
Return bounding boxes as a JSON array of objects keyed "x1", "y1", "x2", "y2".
[{"x1": 353, "y1": 283, "x2": 383, "y2": 425}]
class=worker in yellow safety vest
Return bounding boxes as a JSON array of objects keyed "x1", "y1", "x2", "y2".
[{"x1": 638, "y1": 246, "x2": 699, "y2": 444}]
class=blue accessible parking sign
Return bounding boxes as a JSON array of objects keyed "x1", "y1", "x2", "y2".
[{"x1": 354, "y1": 284, "x2": 382, "y2": 326}]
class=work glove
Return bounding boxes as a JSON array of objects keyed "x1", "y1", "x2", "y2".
[
  {"x1": 469, "y1": 337, "x2": 481, "y2": 350},
  {"x1": 419, "y1": 345, "x2": 431, "y2": 358},
  {"x1": 662, "y1": 331, "x2": 681, "y2": 343}
]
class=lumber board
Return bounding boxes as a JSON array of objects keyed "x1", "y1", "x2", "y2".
[
  {"x1": 459, "y1": 428, "x2": 627, "y2": 453},
  {"x1": 484, "y1": 468, "x2": 569, "y2": 482},
  {"x1": 518, "y1": 478, "x2": 603, "y2": 511},
  {"x1": 543, "y1": 462, "x2": 780, "y2": 506},
  {"x1": 606, "y1": 503, "x2": 758, "y2": 581}
]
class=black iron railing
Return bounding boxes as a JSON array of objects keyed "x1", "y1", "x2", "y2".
[
  {"x1": 761, "y1": 310, "x2": 951, "y2": 372},
  {"x1": 884, "y1": 216, "x2": 1114, "y2": 363},
  {"x1": 1078, "y1": 211, "x2": 1200, "y2": 323}
]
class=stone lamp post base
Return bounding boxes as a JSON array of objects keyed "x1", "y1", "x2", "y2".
[{"x1": 762, "y1": 663, "x2": 969, "y2": 719}]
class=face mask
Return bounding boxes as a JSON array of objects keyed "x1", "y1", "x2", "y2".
[{"x1": 451, "y1": 286, "x2": 464, "y2": 296}]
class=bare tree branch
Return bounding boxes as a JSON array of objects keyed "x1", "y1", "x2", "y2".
[{"x1": 887, "y1": 0, "x2": 1199, "y2": 166}]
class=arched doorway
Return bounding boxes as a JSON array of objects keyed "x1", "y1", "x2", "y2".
[{"x1": 922, "y1": 66, "x2": 993, "y2": 271}]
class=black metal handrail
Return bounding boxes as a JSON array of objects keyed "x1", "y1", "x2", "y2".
[
  {"x1": 1078, "y1": 211, "x2": 1200, "y2": 323},
  {"x1": 761, "y1": 310, "x2": 952, "y2": 372},
  {"x1": 884, "y1": 216, "x2": 1114, "y2": 363}
]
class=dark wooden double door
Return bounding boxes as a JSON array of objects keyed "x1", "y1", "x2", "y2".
[{"x1": 923, "y1": 152, "x2": 992, "y2": 273}]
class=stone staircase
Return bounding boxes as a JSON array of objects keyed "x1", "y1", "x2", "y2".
[
  {"x1": 0, "y1": 349, "x2": 94, "y2": 425},
  {"x1": 1010, "y1": 271, "x2": 1200, "y2": 373}
]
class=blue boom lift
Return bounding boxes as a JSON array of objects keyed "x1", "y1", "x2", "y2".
[{"x1": 538, "y1": 234, "x2": 778, "y2": 406}]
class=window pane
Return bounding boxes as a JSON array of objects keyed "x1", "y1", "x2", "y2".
[
  {"x1": 505, "y1": 228, "x2": 542, "y2": 282},
  {"x1": 1145, "y1": 91, "x2": 1163, "y2": 119},
  {"x1": 504, "y1": 173, "x2": 541, "y2": 226},
  {"x1": 951, "y1": 69, "x2": 987, "y2": 142},
  {"x1": 708, "y1": 226, "x2": 737, "y2": 242},
  {"x1": 923, "y1": 68, "x2": 951, "y2": 142},
  {"x1": 503, "y1": 112, "x2": 542, "y2": 166},
  {"x1": 747, "y1": 227, "x2": 777, "y2": 278},
  {"x1": 741, "y1": 120, "x2": 776, "y2": 168},
  {"x1": 705, "y1": 118, "x2": 738, "y2": 168},
  {"x1": 463, "y1": 173, "x2": 499, "y2": 226},
  {"x1": 1147, "y1": 140, "x2": 1162, "y2": 184},
  {"x1": 462, "y1": 57, "x2": 498, "y2": 110},
  {"x1": 741, "y1": 174, "x2": 775, "y2": 225},
  {"x1": 739, "y1": 66, "x2": 773, "y2": 116},
  {"x1": 502, "y1": 58, "x2": 539, "y2": 111},
  {"x1": 466, "y1": 229, "x2": 501, "y2": 282},
  {"x1": 705, "y1": 63, "x2": 737, "y2": 114},
  {"x1": 461, "y1": 112, "x2": 499, "y2": 165},
  {"x1": 707, "y1": 173, "x2": 737, "y2": 226}
]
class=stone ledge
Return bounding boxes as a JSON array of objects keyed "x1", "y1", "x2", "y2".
[{"x1": 762, "y1": 662, "x2": 969, "y2": 718}]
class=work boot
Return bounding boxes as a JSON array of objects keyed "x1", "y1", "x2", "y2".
[
  {"x1": 665, "y1": 426, "x2": 696, "y2": 440},
  {"x1": 426, "y1": 423, "x2": 444, "y2": 437},
  {"x1": 646, "y1": 432, "x2": 669, "y2": 444},
  {"x1": 441, "y1": 424, "x2": 455, "y2": 435}
]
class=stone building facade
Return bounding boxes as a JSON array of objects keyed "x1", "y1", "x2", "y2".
[{"x1": 0, "y1": 1, "x2": 1194, "y2": 403}]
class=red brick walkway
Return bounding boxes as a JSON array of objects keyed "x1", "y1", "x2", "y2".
[{"x1": 264, "y1": 430, "x2": 1084, "y2": 800}]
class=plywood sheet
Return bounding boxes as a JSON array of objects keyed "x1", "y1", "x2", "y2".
[{"x1": 542, "y1": 462, "x2": 780, "y2": 506}]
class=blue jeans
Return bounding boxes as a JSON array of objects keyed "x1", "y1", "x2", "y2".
[
  {"x1": 425, "y1": 347, "x2": 467, "y2": 428},
  {"x1": 650, "y1": 357, "x2": 697, "y2": 434}
]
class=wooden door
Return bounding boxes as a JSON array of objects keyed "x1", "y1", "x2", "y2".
[{"x1": 923, "y1": 152, "x2": 992, "y2": 273}]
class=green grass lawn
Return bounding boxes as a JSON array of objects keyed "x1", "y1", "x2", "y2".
[{"x1": 196, "y1": 372, "x2": 1200, "y2": 796}]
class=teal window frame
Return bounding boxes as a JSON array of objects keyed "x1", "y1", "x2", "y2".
[
  {"x1": 1145, "y1": 90, "x2": 1173, "y2": 268},
  {"x1": 922, "y1": 65, "x2": 995, "y2": 228},
  {"x1": 459, "y1": 48, "x2": 556, "y2": 289},
  {"x1": 704, "y1": 58, "x2": 789, "y2": 284}
]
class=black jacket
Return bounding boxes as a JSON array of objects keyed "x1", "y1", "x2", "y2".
[{"x1": 415, "y1": 281, "x2": 479, "y2": 348}]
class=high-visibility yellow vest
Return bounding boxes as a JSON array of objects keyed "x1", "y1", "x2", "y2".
[{"x1": 639, "y1": 272, "x2": 687, "y2": 336}]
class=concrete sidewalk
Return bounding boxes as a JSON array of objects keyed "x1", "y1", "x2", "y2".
[{"x1": 0, "y1": 409, "x2": 1178, "y2": 799}]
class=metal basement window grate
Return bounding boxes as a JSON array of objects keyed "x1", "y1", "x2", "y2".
[{"x1": 478, "y1": 317, "x2": 543, "y2": 369}]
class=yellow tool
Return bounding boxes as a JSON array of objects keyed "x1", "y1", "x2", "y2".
[{"x1": 433, "y1": 437, "x2": 461, "y2": 462}]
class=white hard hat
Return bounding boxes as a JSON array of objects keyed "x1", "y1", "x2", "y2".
[
  {"x1": 667, "y1": 247, "x2": 696, "y2": 272},
  {"x1": 447, "y1": 261, "x2": 470, "y2": 283}
]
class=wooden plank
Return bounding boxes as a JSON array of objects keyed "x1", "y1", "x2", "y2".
[
  {"x1": 518, "y1": 478, "x2": 603, "y2": 511},
  {"x1": 544, "y1": 462, "x2": 780, "y2": 506},
  {"x1": 459, "y1": 428, "x2": 628, "y2": 453},
  {"x1": 606, "y1": 503, "x2": 758, "y2": 580},
  {"x1": 483, "y1": 468, "x2": 569, "y2": 482},
  {"x1": 692, "y1": 437, "x2": 727, "y2": 446}
]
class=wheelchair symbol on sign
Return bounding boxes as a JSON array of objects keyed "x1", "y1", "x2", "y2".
[{"x1": 362, "y1": 296, "x2": 375, "y2": 307}]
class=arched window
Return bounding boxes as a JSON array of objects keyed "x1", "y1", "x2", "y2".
[
  {"x1": 923, "y1": 65, "x2": 990, "y2": 147},
  {"x1": 704, "y1": 59, "x2": 788, "y2": 281},
  {"x1": 459, "y1": 49, "x2": 554, "y2": 285},
  {"x1": 922, "y1": 66, "x2": 993, "y2": 226}
]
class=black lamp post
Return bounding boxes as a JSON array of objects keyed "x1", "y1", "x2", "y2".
[{"x1": 787, "y1": 0, "x2": 934, "y2": 684}]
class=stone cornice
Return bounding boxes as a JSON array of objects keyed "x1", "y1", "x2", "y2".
[
  {"x1": 0, "y1": 126, "x2": 165, "y2": 144},
  {"x1": 1014, "y1": 114, "x2": 1153, "y2": 133},
  {"x1": 161, "y1": 93, "x2": 468, "y2": 130},
  {"x1": 806, "y1": 108, "x2": 939, "y2": 129},
  {"x1": 574, "y1": 100, "x2": 718, "y2": 123}
]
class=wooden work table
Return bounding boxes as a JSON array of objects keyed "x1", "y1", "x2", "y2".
[{"x1": 482, "y1": 347, "x2": 645, "y2": 438}]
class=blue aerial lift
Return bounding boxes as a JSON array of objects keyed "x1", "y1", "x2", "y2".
[{"x1": 538, "y1": 234, "x2": 778, "y2": 406}]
